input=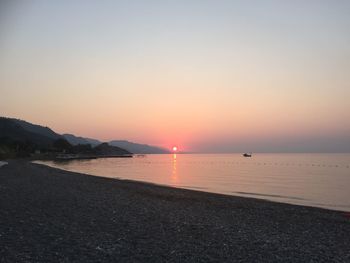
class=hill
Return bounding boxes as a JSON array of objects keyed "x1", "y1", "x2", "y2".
[
  {"x1": 0, "y1": 116, "x2": 168, "y2": 159},
  {"x1": 109, "y1": 140, "x2": 170, "y2": 154},
  {"x1": 63, "y1": 134, "x2": 89, "y2": 145},
  {"x1": 0, "y1": 117, "x2": 60, "y2": 147},
  {"x1": 12, "y1": 119, "x2": 61, "y2": 140},
  {"x1": 93, "y1": 143, "x2": 131, "y2": 156},
  {"x1": 64, "y1": 135, "x2": 169, "y2": 154},
  {"x1": 84, "y1": 138, "x2": 101, "y2": 147},
  {"x1": 63, "y1": 134, "x2": 101, "y2": 147},
  {"x1": 0, "y1": 117, "x2": 68, "y2": 158}
]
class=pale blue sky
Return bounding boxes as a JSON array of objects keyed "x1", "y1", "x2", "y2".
[{"x1": 1, "y1": 0, "x2": 349, "y2": 152}]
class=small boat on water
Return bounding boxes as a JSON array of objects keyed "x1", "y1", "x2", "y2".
[{"x1": 243, "y1": 153, "x2": 252, "y2": 157}]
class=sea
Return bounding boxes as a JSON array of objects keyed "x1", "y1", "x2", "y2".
[{"x1": 36, "y1": 153, "x2": 350, "y2": 212}]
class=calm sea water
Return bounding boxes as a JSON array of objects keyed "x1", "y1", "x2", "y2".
[{"x1": 36, "y1": 154, "x2": 350, "y2": 211}]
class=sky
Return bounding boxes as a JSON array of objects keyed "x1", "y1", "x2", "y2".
[{"x1": 1, "y1": 0, "x2": 349, "y2": 152}]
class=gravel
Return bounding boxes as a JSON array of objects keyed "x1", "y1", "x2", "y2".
[{"x1": 0, "y1": 160, "x2": 349, "y2": 262}]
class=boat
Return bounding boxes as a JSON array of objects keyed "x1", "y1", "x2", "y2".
[{"x1": 243, "y1": 153, "x2": 252, "y2": 157}]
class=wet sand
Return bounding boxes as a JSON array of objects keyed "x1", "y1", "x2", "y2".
[{"x1": 0, "y1": 160, "x2": 349, "y2": 262}]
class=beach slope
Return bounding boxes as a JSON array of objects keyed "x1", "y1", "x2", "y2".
[{"x1": 0, "y1": 161, "x2": 349, "y2": 262}]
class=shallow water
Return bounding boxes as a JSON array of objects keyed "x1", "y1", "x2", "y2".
[{"x1": 36, "y1": 154, "x2": 350, "y2": 211}]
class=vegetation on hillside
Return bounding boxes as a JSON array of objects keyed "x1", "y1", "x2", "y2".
[{"x1": 0, "y1": 117, "x2": 131, "y2": 159}]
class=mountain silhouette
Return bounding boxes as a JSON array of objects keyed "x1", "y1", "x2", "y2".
[
  {"x1": 0, "y1": 117, "x2": 169, "y2": 158},
  {"x1": 109, "y1": 140, "x2": 170, "y2": 154},
  {"x1": 0, "y1": 117, "x2": 61, "y2": 147},
  {"x1": 64, "y1": 134, "x2": 169, "y2": 154}
]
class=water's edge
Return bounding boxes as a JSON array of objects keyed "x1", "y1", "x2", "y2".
[{"x1": 34, "y1": 155, "x2": 350, "y2": 212}]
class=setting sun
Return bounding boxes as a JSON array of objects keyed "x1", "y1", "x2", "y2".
[{"x1": 1, "y1": 1, "x2": 349, "y2": 261}]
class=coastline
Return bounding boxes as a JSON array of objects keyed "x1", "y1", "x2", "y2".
[{"x1": 1, "y1": 160, "x2": 349, "y2": 262}]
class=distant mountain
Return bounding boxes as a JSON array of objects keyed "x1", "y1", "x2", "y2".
[
  {"x1": 63, "y1": 134, "x2": 101, "y2": 146},
  {"x1": 0, "y1": 117, "x2": 61, "y2": 147},
  {"x1": 12, "y1": 118, "x2": 62, "y2": 140},
  {"x1": 63, "y1": 134, "x2": 89, "y2": 145},
  {"x1": 93, "y1": 143, "x2": 131, "y2": 156},
  {"x1": 84, "y1": 138, "x2": 101, "y2": 147},
  {"x1": 68, "y1": 142, "x2": 131, "y2": 156},
  {"x1": 109, "y1": 140, "x2": 170, "y2": 154},
  {"x1": 64, "y1": 135, "x2": 169, "y2": 154},
  {"x1": 65, "y1": 135, "x2": 169, "y2": 154},
  {"x1": 0, "y1": 117, "x2": 68, "y2": 158},
  {"x1": 0, "y1": 116, "x2": 169, "y2": 158}
]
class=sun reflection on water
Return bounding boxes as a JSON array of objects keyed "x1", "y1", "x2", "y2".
[{"x1": 171, "y1": 154, "x2": 177, "y2": 185}]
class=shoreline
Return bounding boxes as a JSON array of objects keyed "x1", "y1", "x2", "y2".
[
  {"x1": 33, "y1": 161, "x2": 332, "y2": 212},
  {"x1": 1, "y1": 160, "x2": 349, "y2": 262},
  {"x1": 35, "y1": 159, "x2": 350, "y2": 213}
]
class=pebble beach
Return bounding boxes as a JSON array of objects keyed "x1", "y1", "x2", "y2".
[{"x1": 0, "y1": 161, "x2": 349, "y2": 262}]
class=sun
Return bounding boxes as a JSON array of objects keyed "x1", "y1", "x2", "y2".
[{"x1": 172, "y1": 146, "x2": 178, "y2": 152}]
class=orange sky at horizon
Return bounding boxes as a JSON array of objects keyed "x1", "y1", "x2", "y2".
[{"x1": 1, "y1": 1, "x2": 350, "y2": 152}]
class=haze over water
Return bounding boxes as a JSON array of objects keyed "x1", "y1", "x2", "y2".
[
  {"x1": 3, "y1": 1, "x2": 350, "y2": 211},
  {"x1": 1, "y1": 1, "x2": 350, "y2": 152},
  {"x1": 38, "y1": 153, "x2": 350, "y2": 212}
]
